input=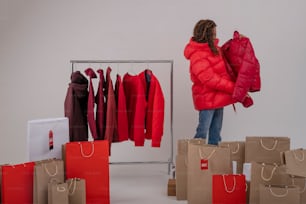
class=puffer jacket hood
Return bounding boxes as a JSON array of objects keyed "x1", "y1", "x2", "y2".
[
  {"x1": 184, "y1": 38, "x2": 220, "y2": 60},
  {"x1": 184, "y1": 38, "x2": 236, "y2": 110},
  {"x1": 64, "y1": 71, "x2": 89, "y2": 141}
]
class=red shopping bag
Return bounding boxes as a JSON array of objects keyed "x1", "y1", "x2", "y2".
[
  {"x1": 212, "y1": 174, "x2": 246, "y2": 204},
  {"x1": 65, "y1": 140, "x2": 110, "y2": 204},
  {"x1": 1, "y1": 162, "x2": 35, "y2": 204}
]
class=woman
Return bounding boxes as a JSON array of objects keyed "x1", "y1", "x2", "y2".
[{"x1": 184, "y1": 19, "x2": 236, "y2": 145}]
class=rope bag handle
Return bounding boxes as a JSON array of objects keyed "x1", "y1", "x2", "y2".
[
  {"x1": 43, "y1": 160, "x2": 58, "y2": 177},
  {"x1": 260, "y1": 138, "x2": 278, "y2": 151},
  {"x1": 79, "y1": 142, "x2": 95, "y2": 158},
  {"x1": 293, "y1": 149, "x2": 305, "y2": 162},
  {"x1": 261, "y1": 163, "x2": 278, "y2": 181},
  {"x1": 268, "y1": 185, "x2": 289, "y2": 198},
  {"x1": 199, "y1": 148, "x2": 216, "y2": 160},
  {"x1": 68, "y1": 178, "x2": 78, "y2": 195},
  {"x1": 222, "y1": 175, "x2": 236, "y2": 193}
]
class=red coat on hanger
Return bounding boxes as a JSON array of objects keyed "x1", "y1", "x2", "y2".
[
  {"x1": 85, "y1": 68, "x2": 98, "y2": 140},
  {"x1": 139, "y1": 69, "x2": 165, "y2": 147},
  {"x1": 104, "y1": 67, "x2": 117, "y2": 153},
  {"x1": 123, "y1": 73, "x2": 146, "y2": 146},
  {"x1": 114, "y1": 74, "x2": 129, "y2": 142},
  {"x1": 96, "y1": 69, "x2": 105, "y2": 140}
]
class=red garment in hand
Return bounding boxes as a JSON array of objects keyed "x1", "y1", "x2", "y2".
[{"x1": 222, "y1": 31, "x2": 261, "y2": 103}]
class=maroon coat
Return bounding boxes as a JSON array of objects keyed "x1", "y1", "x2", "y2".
[
  {"x1": 104, "y1": 67, "x2": 117, "y2": 153},
  {"x1": 85, "y1": 68, "x2": 98, "y2": 140},
  {"x1": 64, "y1": 71, "x2": 88, "y2": 141},
  {"x1": 96, "y1": 69, "x2": 105, "y2": 140}
]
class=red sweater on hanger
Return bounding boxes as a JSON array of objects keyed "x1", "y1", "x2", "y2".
[
  {"x1": 114, "y1": 74, "x2": 129, "y2": 142},
  {"x1": 123, "y1": 73, "x2": 146, "y2": 146},
  {"x1": 96, "y1": 69, "x2": 105, "y2": 140},
  {"x1": 139, "y1": 69, "x2": 165, "y2": 147},
  {"x1": 85, "y1": 68, "x2": 98, "y2": 140},
  {"x1": 105, "y1": 67, "x2": 117, "y2": 153}
]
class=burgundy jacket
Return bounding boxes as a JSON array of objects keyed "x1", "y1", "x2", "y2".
[
  {"x1": 96, "y1": 69, "x2": 105, "y2": 140},
  {"x1": 85, "y1": 68, "x2": 98, "y2": 140},
  {"x1": 222, "y1": 31, "x2": 261, "y2": 102},
  {"x1": 64, "y1": 71, "x2": 88, "y2": 141},
  {"x1": 104, "y1": 67, "x2": 117, "y2": 153}
]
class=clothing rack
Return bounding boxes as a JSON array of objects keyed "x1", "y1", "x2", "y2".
[{"x1": 70, "y1": 59, "x2": 174, "y2": 174}]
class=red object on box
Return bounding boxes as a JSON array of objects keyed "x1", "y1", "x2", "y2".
[
  {"x1": 212, "y1": 174, "x2": 246, "y2": 204},
  {"x1": 65, "y1": 140, "x2": 110, "y2": 204}
]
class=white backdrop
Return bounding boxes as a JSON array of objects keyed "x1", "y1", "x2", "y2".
[{"x1": 0, "y1": 0, "x2": 305, "y2": 164}]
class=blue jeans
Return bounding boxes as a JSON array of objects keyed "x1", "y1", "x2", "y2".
[{"x1": 194, "y1": 108, "x2": 223, "y2": 145}]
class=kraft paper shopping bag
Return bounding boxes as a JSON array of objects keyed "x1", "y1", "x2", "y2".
[
  {"x1": 176, "y1": 138, "x2": 205, "y2": 200},
  {"x1": 249, "y1": 162, "x2": 292, "y2": 204},
  {"x1": 67, "y1": 178, "x2": 86, "y2": 204},
  {"x1": 33, "y1": 159, "x2": 64, "y2": 204},
  {"x1": 283, "y1": 148, "x2": 306, "y2": 177},
  {"x1": 48, "y1": 182, "x2": 69, "y2": 204},
  {"x1": 259, "y1": 184, "x2": 299, "y2": 204},
  {"x1": 245, "y1": 136, "x2": 290, "y2": 164},
  {"x1": 219, "y1": 141, "x2": 245, "y2": 174},
  {"x1": 187, "y1": 143, "x2": 232, "y2": 204}
]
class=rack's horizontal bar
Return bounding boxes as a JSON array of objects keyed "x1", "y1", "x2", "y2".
[
  {"x1": 109, "y1": 161, "x2": 172, "y2": 165},
  {"x1": 70, "y1": 60, "x2": 173, "y2": 64}
]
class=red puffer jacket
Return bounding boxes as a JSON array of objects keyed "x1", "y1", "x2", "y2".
[
  {"x1": 184, "y1": 38, "x2": 236, "y2": 110},
  {"x1": 222, "y1": 31, "x2": 261, "y2": 102}
]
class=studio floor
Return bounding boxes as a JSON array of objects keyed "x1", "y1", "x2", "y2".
[{"x1": 110, "y1": 164, "x2": 185, "y2": 204}]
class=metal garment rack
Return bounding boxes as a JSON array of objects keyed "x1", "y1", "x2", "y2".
[{"x1": 70, "y1": 60, "x2": 174, "y2": 174}]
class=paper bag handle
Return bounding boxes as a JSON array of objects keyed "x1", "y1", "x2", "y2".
[
  {"x1": 57, "y1": 186, "x2": 67, "y2": 192},
  {"x1": 79, "y1": 142, "x2": 95, "y2": 158},
  {"x1": 261, "y1": 163, "x2": 277, "y2": 181},
  {"x1": 291, "y1": 176, "x2": 306, "y2": 193},
  {"x1": 199, "y1": 148, "x2": 216, "y2": 160},
  {"x1": 44, "y1": 161, "x2": 58, "y2": 177},
  {"x1": 268, "y1": 185, "x2": 289, "y2": 198},
  {"x1": 293, "y1": 149, "x2": 305, "y2": 161},
  {"x1": 225, "y1": 143, "x2": 240, "y2": 154},
  {"x1": 222, "y1": 175, "x2": 236, "y2": 193},
  {"x1": 260, "y1": 139, "x2": 278, "y2": 151},
  {"x1": 68, "y1": 178, "x2": 77, "y2": 195}
]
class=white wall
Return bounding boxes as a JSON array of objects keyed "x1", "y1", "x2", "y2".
[{"x1": 0, "y1": 0, "x2": 305, "y2": 164}]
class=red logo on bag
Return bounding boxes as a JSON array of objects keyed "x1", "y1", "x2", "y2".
[
  {"x1": 201, "y1": 159, "x2": 208, "y2": 170},
  {"x1": 49, "y1": 130, "x2": 54, "y2": 150}
]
